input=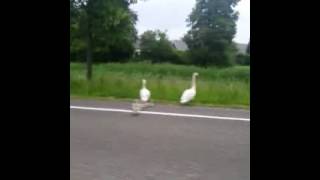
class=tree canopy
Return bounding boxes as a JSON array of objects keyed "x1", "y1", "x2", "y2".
[
  {"x1": 70, "y1": 0, "x2": 139, "y2": 79},
  {"x1": 184, "y1": 0, "x2": 240, "y2": 67}
]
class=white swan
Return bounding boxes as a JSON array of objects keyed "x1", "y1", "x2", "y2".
[
  {"x1": 180, "y1": 72, "x2": 199, "y2": 104},
  {"x1": 140, "y1": 79, "x2": 151, "y2": 102}
]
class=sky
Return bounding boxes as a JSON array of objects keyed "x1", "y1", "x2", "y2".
[{"x1": 130, "y1": 0, "x2": 250, "y2": 44}]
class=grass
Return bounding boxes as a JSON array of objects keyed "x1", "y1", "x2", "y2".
[{"x1": 70, "y1": 62, "x2": 250, "y2": 108}]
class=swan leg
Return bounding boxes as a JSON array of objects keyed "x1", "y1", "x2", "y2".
[
  {"x1": 148, "y1": 100, "x2": 154, "y2": 106},
  {"x1": 143, "y1": 100, "x2": 154, "y2": 107}
]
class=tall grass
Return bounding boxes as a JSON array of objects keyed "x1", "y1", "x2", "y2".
[{"x1": 70, "y1": 62, "x2": 250, "y2": 108}]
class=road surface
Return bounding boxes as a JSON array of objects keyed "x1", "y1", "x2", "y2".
[{"x1": 70, "y1": 99, "x2": 250, "y2": 180}]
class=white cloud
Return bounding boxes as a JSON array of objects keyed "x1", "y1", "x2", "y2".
[{"x1": 234, "y1": 0, "x2": 250, "y2": 43}]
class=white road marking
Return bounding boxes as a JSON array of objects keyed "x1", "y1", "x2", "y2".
[{"x1": 70, "y1": 105, "x2": 250, "y2": 121}]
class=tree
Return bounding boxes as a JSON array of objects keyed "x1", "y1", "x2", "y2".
[
  {"x1": 70, "y1": 0, "x2": 138, "y2": 80},
  {"x1": 184, "y1": 0, "x2": 240, "y2": 67},
  {"x1": 140, "y1": 30, "x2": 179, "y2": 63}
]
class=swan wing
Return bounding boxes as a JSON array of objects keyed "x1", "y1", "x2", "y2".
[
  {"x1": 180, "y1": 88, "x2": 195, "y2": 104},
  {"x1": 140, "y1": 88, "x2": 151, "y2": 102}
]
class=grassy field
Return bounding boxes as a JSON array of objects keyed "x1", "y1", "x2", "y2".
[{"x1": 70, "y1": 62, "x2": 250, "y2": 108}]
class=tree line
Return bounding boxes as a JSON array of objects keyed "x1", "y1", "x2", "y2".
[{"x1": 70, "y1": 0, "x2": 249, "y2": 79}]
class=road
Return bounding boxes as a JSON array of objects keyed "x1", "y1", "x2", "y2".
[{"x1": 70, "y1": 99, "x2": 250, "y2": 180}]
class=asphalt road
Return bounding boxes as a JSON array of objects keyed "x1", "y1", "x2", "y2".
[{"x1": 70, "y1": 99, "x2": 250, "y2": 180}]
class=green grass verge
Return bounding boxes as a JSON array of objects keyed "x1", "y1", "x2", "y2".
[{"x1": 70, "y1": 62, "x2": 250, "y2": 108}]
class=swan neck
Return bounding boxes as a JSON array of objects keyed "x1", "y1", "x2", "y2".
[
  {"x1": 191, "y1": 75, "x2": 197, "y2": 89},
  {"x1": 142, "y1": 81, "x2": 146, "y2": 88}
]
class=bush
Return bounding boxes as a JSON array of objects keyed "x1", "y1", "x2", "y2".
[
  {"x1": 70, "y1": 50, "x2": 85, "y2": 62},
  {"x1": 71, "y1": 42, "x2": 135, "y2": 63},
  {"x1": 140, "y1": 30, "x2": 181, "y2": 64},
  {"x1": 187, "y1": 48, "x2": 235, "y2": 67},
  {"x1": 235, "y1": 54, "x2": 250, "y2": 65},
  {"x1": 173, "y1": 50, "x2": 190, "y2": 65}
]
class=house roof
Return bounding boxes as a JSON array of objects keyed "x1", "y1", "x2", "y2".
[
  {"x1": 172, "y1": 40, "x2": 188, "y2": 51},
  {"x1": 134, "y1": 39, "x2": 141, "y2": 49},
  {"x1": 235, "y1": 43, "x2": 248, "y2": 54}
]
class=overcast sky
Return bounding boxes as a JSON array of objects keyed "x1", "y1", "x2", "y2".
[{"x1": 130, "y1": 0, "x2": 250, "y2": 44}]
